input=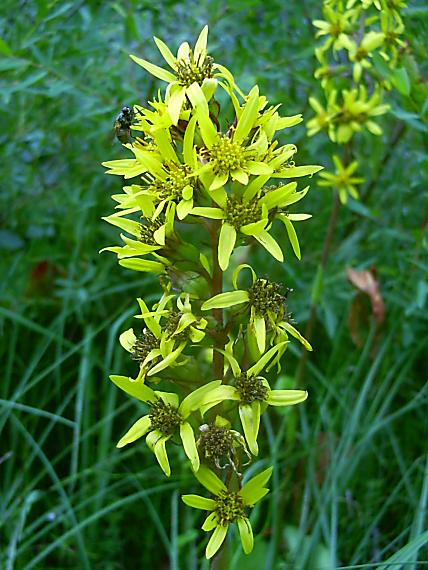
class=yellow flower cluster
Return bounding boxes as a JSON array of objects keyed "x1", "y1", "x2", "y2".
[
  {"x1": 101, "y1": 27, "x2": 320, "y2": 559},
  {"x1": 309, "y1": 0, "x2": 407, "y2": 203}
]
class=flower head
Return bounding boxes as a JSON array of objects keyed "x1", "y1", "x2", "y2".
[
  {"x1": 111, "y1": 375, "x2": 222, "y2": 475},
  {"x1": 318, "y1": 155, "x2": 364, "y2": 204},
  {"x1": 197, "y1": 415, "x2": 250, "y2": 471},
  {"x1": 182, "y1": 465, "x2": 273, "y2": 558},
  {"x1": 201, "y1": 265, "x2": 311, "y2": 355},
  {"x1": 118, "y1": 295, "x2": 207, "y2": 380},
  {"x1": 129, "y1": 26, "x2": 235, "y2": 125},
  {"x1": 200, "y1": 343, "x2": 308, "y2": 455}
]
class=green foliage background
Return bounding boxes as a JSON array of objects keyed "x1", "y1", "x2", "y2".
[{"x1": 1, "y1": 1, "x2": 427, "y2": 568}]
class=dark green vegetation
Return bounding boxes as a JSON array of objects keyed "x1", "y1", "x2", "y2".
[{"x1": 1, "y1": 1, "x2": 427, "y2": 568}]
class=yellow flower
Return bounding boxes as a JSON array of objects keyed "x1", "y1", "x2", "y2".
[
  {"x1": 341, "y1": 31, "x2": 385, "y2": 83},
  {"x1": 182, "y1": 465, "x2": 273, "y2": 558},
  {"x1": 117, "y1": 294, "x2": 207, "y2": 380},
  {"x1": 202, "y1": 265, "x2": 312, "y2": 355},
  {"x1": 307, "y1": 91, "x2": 339, "y2": 138},
  {"x1": 110, "y1": 376, "x2": 222, "y2": 475},
  {"x1": 313, "y1": 5, "x2": 357, "y2": 51},
  {"x1": 333, "y1": 86, "x2": 390, "y2": 143},
  {"x1": 129, "y1": 26, "x2": 235, "y2": 125},
  {"x1": 200, "y1": 343, "x2": 308, "y2": 455},
  {"x1": 318, "y1": 155, "x2": 364, "y2": 204}
]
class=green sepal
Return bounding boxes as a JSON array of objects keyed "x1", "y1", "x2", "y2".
[
  {"x1": 153, "y1": 36, "x2": 177, "y2": 69},
  {"x1": 266, "y1": 389, "x2": 308, "y2": 406},
  {"x1": 282, "y1": 322, "x2": 312, "y2": 351},
  {"x1": 151, "y1": 433, "x2": 171, "y2": 476},
  {"x1": 260, "y1": 182, "x2": 296, "y2": 210},
  {"x1": 147, "y1": 342, "x2": 186, "y2": 376},
  {"x1": 253, "y1": 231, "x2": 283, "y2": 262},
  {"x1": 119, "y1": 258, "x2": 166, "y2": 273},
  {"x1": 191, "y1": 207, "x2": 224, "y2": 219},
  {"x1": 277, "y1": 215, "x2": 301, "y2": 259},
  {"x1": 239, "y1": 402, "x2": 260, "y2": 456},
  {"x1": 102, "y1": 213, "x2": 141, "y2": 238},
  {"x1": 247, "y1": 342, "x2": 287, "y2": 376},
  {"x1": 179, "y1": 380, "x2": 222, "y2": 417},
  {"x1": 202, "y1": 512, "x2": 218, "y2": 531},
  {"x1": 233, "y1": 85, "x2": 260, "y2": 143}
]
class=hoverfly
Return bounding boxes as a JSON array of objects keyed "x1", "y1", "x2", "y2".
[{"x1": 114, "y1": 106, "x2": 134, "y2": 144}]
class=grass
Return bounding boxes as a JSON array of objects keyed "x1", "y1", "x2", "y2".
[{"x1": 1, "y1": 0, "x2": 427, "y2": 568}]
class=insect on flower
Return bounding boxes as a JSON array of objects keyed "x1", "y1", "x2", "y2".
[{"x1": 114, "y1": 105, "x2": 135, "y2": 144}]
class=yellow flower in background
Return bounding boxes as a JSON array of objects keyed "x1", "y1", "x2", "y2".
[
  {"x1": 307, "y1": 91, "x2": 339, "y2": 138},
  {"x1": 334, "y1": 86, "x2": 390, "y2": 143},
  {"x1": 182, "y1": 465, "x2": 273, "y2": 558},
  {"x1": 341, "y1": 31, "x2": 385, "y2": 83},
  {"x1": 313, "y1": 4, "x2": 357, "y2": 51},
  {"x1": 318, "y1": 155, "x2": 364, "y2": 203}
]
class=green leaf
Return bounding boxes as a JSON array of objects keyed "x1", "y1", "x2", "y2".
[
  {"x1": 390, "y1": 67, "x2": 411, "y2": 97},
  {"x1": 382, "y1": 530, "x2": 428, "y2": 569},
  {"x1": 311, "y1": 264, "x2": 324, "y2": 305}
]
